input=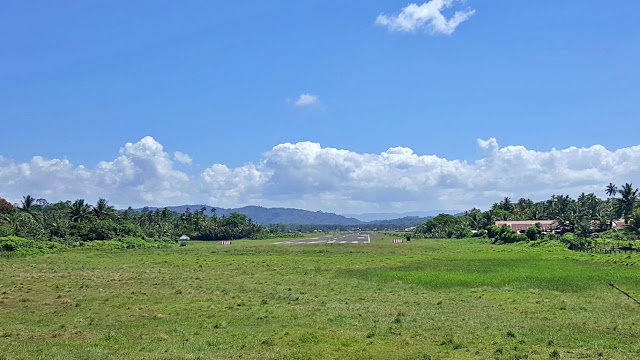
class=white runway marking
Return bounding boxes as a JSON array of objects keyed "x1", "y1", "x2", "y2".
[{"x1": 274, "y1": 233, "x2": 371, "y2": 245}]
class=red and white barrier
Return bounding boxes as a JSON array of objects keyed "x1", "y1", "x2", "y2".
[
  {"x1": 221, "y1": 241, "x2": 232, "y2": 245},
  {"x1": 393, "y1": 239, "x2": 403, "y2": 243}
]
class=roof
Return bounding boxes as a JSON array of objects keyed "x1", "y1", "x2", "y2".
[
  {"x1": 495, "y1": 220, "x2": 556, "y2": 231},
  {"x1": 612, "y1": 219, "x2": 627, "y2": 229},
  {"x1": 178, "y1": 235, "x2": 190, "y2": 240}
]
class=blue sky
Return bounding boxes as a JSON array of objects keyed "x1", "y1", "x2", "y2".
[{"x1": 1, "y1": 1, "x2": 639, "y2": 213}]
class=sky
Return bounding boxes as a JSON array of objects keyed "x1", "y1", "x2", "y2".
[{"x1": 1, "y1": 0, "x2": 639, "y2": 214}]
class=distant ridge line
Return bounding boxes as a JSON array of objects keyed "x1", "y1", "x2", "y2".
[{"x1": 128, "y1": 204, "x2": 440, "y2": 226}]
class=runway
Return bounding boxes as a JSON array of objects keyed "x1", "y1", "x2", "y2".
[{"x1": 273, "y1": 233, "x2": 371, "y2": 245}]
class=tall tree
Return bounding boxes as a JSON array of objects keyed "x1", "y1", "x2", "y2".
[
  {"x1": 500, "y1": 197, "x2": 512, "y2": 212},
  {"x1": 20, "y1": 195, "x2": 36, "y2": 213},
  {"x1": 0, "y1": 197, "x2": 14, "y2": 215},
  {"x1": 605, "y1": 183, "x2": 618, "y2": 197},
  {"x1": 616, "y1": 183, "x2": 639, "y2": 223},
  {"x1": 69, "y1": 199, "x2": 92, "y2": 222},
  {"x1": 93, "y1": 198, "x2": 115, "y2": 219}
]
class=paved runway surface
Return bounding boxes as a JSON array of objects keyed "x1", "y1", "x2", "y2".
[{"x1": 274, "y1": 233, "x2": 371, "y2": 245}]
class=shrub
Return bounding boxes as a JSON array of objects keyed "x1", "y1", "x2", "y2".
[
  {"x1": 86, "y1": 220, "x2": 118, "y2": 241},
  {"x1": 560, "y1": 232, "x2": 591, "y2": 248},
  {"x1": 119, "y1": 237, "x2": 149, "y2": 248},
  {"x1": 82, "y1": 240, "x2": 126, "y2": 250},
  {"x1": 0, "y1": 223, "x2": 13, "y2": 237},
  {"x1": 0, "y1": 236, "x2": 64, "y2": 255},
  {"x1": 472, "y1": 229, "x2": 488, "y2": 238},
  {"x1": 486, "y1": 225, "x2": 502, "y2": 239},
  {"x1": 489, "y1": 226, "x2": 528, "y2": 244},
  {"x1": 82, "y1": 238, "x2": 177, "y2": 250},
  {"x1": 525, "y1": 226, "x2": 543, "y2": 241}
]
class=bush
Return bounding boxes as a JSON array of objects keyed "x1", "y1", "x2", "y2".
[
  {"x1": 0, "y1": 236, "x2": 64, "y2": 255},
  {"x1": 560, "y1": 232, "x2": 591, "y2": 248},
  {"x1": 472, "y1": 229, "x2": 488, "y2": 238},
  {"x1": 86, "y1": 220, "x2": 118, "y2": 241},
  {"x1": 525, "y1": 226, "x2": 543, "y2": 241},
  {"x1": 489, "y1": 226, "x2": 528, "y2": 244},
  {"x1": 119, "y1": 237, "x2": 150, "y2": 248},
  {"x1": 82, "y1": 240, "x2": 126, "y2": 250},
  {"x1": 415, "y1": 214, "x2": 471, "y2": 239},
  {"x1": 457, "y1": 228, "x2": 474, "y2": 239},
  {"x1": 486, "y1": 225, "x2": 502, "y2": 239},
  {"x1": 82, "y1": 238, "x2": 177, "y2": 250},
  {"x1": 0, "y1": 223, "x2": 13, "y2": 237}
]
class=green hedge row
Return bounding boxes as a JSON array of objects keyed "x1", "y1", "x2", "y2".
[
  {"x1": 0, "y1": 236, "x2": 65, "y2": 255},
  {"x1": 1, "y1": 236, "x2": 176, "y2": 255}
]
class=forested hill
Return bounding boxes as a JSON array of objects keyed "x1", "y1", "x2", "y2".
[{"x1": 131, "y1": 205, "x2": 365, "y2": 225}]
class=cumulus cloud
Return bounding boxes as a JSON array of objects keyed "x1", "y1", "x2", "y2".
[
  {"x1": 174, "y1": 151, "x2": 192, "y2": 165},
  {"x1": 294, "y1": 93, "x2": 319, "y2": 107},
  {"x1": 375, "y1": 0, "x2": 475, "y2": 35},
  {"x1": 2, "y1": 137, "x2": 640, "y2": 213},
  {"x1": 0, "y1": 136, "x2": 191, "y2": 208},
  {"x1": 198, "y1": 139, "x2": 640, "y2": 212}
]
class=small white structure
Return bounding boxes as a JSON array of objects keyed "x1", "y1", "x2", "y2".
[{"x1": 178, "y1": 235, "x2": 190, "y2": 246}]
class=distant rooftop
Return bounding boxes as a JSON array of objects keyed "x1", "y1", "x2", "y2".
[{"x1": 495, "y1": 220, "x2": 556, "y2": 231}]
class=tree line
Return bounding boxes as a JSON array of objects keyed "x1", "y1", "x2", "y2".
[
  {"x1": 0, "y1": 196, "x2": 265, "y2": 245},
  {"x1": 415, "y1": 182, "x2": 640, "y2": 243}
]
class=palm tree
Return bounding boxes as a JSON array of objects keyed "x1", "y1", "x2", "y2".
[
  {"x1": 626, "y1": 209, "x2": 640, "y2": 237},
  {"x1": 616, "y1": 183, "x2": 639, "y2": 223},
  {"x1": 93, "y1": 198, "x2": 115, "y2": 219},
  {"x1": 605, "y1": 183, "x2": 618, "y2": 197},
  {"x1": 501, "y1": 197, "x2": 512, "y2": 212},
  {"x1": 20, "y1": 195, "x2": 36, "y2": 213},
  {"x1": 69, "y1": 199, "x2": 92, "y2": 222}
]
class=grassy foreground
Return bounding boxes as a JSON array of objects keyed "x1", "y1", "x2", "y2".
[{"x1": 1, "y1": 234, "x2": 640, "y2": 359}]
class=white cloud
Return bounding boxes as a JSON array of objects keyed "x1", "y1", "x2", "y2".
[
  {"x1": 198, "y1": 139, "x2": 640, "y2": 213},
  {"x1": 174, "y1": 151, "x2": 192, "y2": 165},
  {"x1": 294, "y1": 93, "x2": 319, "y2": 107},
  {"x1": 0, "y1": 136, "x2": 191, "y2": 208},
  {"x1": 376, "y1": 0, "x2": 475, "y2": 35},
  {"x1": 2, "y1": 137, "x2": 640, "y2": 213}
]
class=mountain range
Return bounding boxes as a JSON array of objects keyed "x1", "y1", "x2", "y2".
[
  {"x1": 343, "y1": 210, "x2": 459, "y2": 222},
  {"x1": 131, "y1": 205, "x2": 441, "y2": 226}
]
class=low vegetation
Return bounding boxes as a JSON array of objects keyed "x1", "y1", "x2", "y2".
[{"x1": 1, "y1": 235, "x2": 640, "y2": 359}]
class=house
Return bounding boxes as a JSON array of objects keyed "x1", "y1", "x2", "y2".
[
  {"x1": 494, "y1": 220, "x2": 556, "y2": 232},
  {"x1": 612, "y1": 219, "x2": 628, "y2": 230}
]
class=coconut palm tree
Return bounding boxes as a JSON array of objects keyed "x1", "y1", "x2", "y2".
[
  {"x1": 93, "y1": 198, "x2": 115, "y2": 219},
  {"x1": 626, "y1": 209, "x2": 640, "y2": 237},
  {"x1": 616, "y1": 183, "x2": 639, "y2": 223},
  {"x1": 500, "y1": 197, "x2": 512, "y2": 212},
  {"x1": 20, "y1": 195, "x2": 36, "y2": 213},
  {"x1": 605, "y1": 183, "x2": 618, "y2": 197},
  {"x1": 69, "y1": 199, "x2": 92, "y2": 222}
]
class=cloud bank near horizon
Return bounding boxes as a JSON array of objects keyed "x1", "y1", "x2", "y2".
[{"x1": 1, "y1": 136, "x2": 639, "y2": 213}]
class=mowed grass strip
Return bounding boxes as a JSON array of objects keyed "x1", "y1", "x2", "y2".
[{"x1": 1, "y1": 235, "x2": 640, "y2": 359}]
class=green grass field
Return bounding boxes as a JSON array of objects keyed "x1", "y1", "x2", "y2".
[{"x1": 2, "y1": 234, "x2": 640, "y2": 359}]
